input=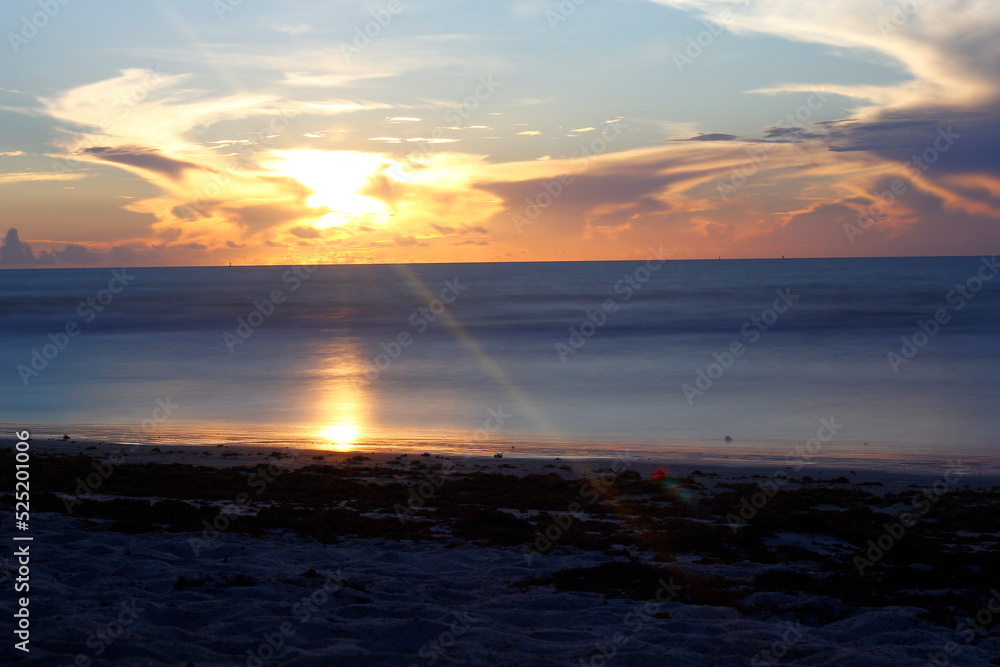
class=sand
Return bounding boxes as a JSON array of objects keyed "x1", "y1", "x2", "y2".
[{"x1": 3, "y1": 439, "x2": 1000, "y2": 666}]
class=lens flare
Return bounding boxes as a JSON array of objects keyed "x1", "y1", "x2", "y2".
[{"x1": 650, "y1": 466, "x2": 695, "y2": 505}]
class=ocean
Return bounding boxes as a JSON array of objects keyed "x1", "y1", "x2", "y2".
[{"x1": 2, "y1": 257, "x2": 998, "y2": 464}]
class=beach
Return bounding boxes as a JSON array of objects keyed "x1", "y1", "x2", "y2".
[
  {"x1": 4, "y1": 0, "x2": 1000, "y2": 663},
  {"x1": 4, "y1": 438, "x2": 1000, "y2": 666}
]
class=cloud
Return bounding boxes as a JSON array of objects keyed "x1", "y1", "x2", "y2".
[
  {"x1": 453, "y1": 126, "x2": 998, "y2": 258},
  {"x1": 674, "y1": 133, "x2": 740, "y2": 142},
  {"x1": 53, "y1": 243, "x2": 101, "y2": 265},
  {"x1": 275, "y1": 23, "x2": 312, "y2": 36},
  {"x1": 0, "y1": 172, "x2": 88, "y2": 185},
  {"x1": 0, "y1": 229, "x2": 103, "y2": 266},
  {"x1": 80, "y1": 146, "x2": 205, "y2": 179},
  {"x1": 12, "y1": 4, "x2": 998, "y2": 268},
  {"x1": 627, "y1": 0, "x2": 1000, "y2": 257},
  {"x1": 289, "y1": 225, "x2": 322, "y2": 239},
  {"x1": 430, "y1": 223, "x2": 489, "y2": 235},
  {"x1": 393, "y1": 234, "x2": 428, "y2": 247},
  {"x1": 217, "y1": 199, "x2": 325, "y2": 235},
  {"x1": 652, "y1": 0, "x2": 1000, "y2": 110},
  {"x1": 0, "y1": 228, "x2": 49, "y2": 265}
]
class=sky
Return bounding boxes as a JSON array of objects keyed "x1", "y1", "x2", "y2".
[{"x1": 0, "y1": 0, "x2": 998, "y2": 267}]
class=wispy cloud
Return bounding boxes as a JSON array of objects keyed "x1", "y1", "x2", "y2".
[{"x1": 0, "y1": 172, "x2": 89, "y2": 185}]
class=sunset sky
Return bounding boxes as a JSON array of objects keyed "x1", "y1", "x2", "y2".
[{"x1": 1, "y1": 0, "x2": 998, "y2": 267}]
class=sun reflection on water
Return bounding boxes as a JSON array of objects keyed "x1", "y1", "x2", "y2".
[{"x1": 313, "y1": 337, "x2": 369, "y2": 452}]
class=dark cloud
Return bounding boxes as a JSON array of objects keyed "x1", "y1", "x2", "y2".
[
  {"x1": 362, "y1": 170, "x2": 401, "y2": 206},
  {"x1": 158, "y1": 227, "x2": 183, "y2": 242},
  {"x1": 1, "y1": 228, "x2": 108, "y2": 266},
  {"x1": 225, "y1": 240, "x2": 246, "y2": 248},
  {"x1": 1, "y1": 228, "x2": 35, "y2": 264},
  {"x1": 172, "y1": 204, "x2": 213, "y2": 220},
  {"x1": 763, "y1": 127, "x2": 824, "y2": 141},
  {"x1": 431, "y1": 223, "x2": 489, "y2": 235},
  {"x1": 223, "y1": 203, "x2": 323, "y2": 234},
  {"x1": 825, "y1": 111, "x2": 1000, "y2": 177},
  {"x1": 769, "y1": 202, "x2": 860, "y2": 254},
  {"x1": 289, "y1": 226, "x2": 321, "y2": 239},
  {"x1": 482, "y1": 165, "x2": 682, "y2": 238},
  {"x1": 674, "y1": 133, "x2": 740, "y2": 142},
  {"x1": 80, "y1": 146, "x2": 205, "y2": 179},
  {"x1": 53, "y1": 243, "x2": 100, "y2": 264},
  {"x1": 0, "y1": 235, "x2": 264, "y2": 267},
  {"x1": 108, "y1": 245, "x2": 139, "y2": 263},
  {"x1": 393, "y1": 234, "x2": 427, "y2": 247}
]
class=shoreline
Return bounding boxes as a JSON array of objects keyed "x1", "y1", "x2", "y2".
[{"x1": 9, "y1": 431, "x2": 1000, "y2": 479}]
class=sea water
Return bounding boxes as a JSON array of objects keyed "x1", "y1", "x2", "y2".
[{"x1": 1, "y1": 257, "x2": 997, "y2": 462}]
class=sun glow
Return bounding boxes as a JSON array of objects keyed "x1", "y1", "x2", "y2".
[
  {"x1": 320, "y1": 423, "x2": 360, "y2": 451},
  {"x1": 270, "y1": 149, "x2": 391, "y2": 228},
  {"x1": 311, "y1": 337, "x2": 371, "y2": 452}
]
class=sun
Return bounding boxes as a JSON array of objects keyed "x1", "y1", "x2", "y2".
[
  {"x1": 320, "y1": 423, "x2": 360, "y2": 451},
  {"x1": 270, "y1": 149, "x2": 391, "y2": 228}
]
